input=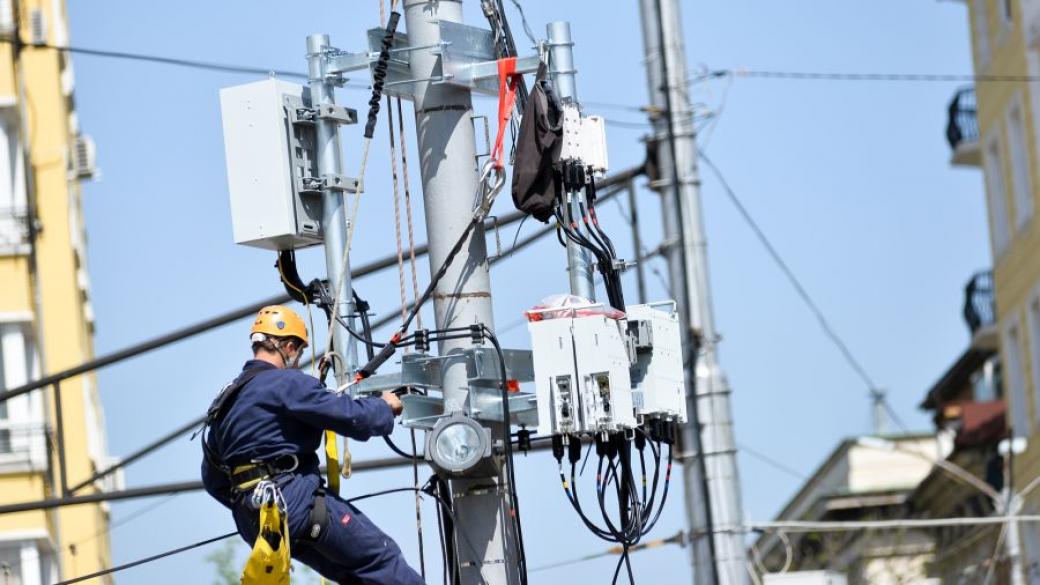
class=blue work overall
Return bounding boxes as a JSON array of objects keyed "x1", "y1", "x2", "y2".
[{"x1": 201, "y1": 360, "x2": 425, "y2": 585}]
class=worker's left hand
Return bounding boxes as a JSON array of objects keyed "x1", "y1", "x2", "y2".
[{"x1": 381, "y1": 391, "x2": 404, "y2": 416}]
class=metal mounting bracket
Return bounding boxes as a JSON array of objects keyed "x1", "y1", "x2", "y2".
[
  {"x1": 316, "y1": 104, "x2": 358, "y2": 125},
  {"x1": 353, "y1": 346, "x2": 538, "y2": 429},
  {"x1": 299, "y1": 174, "x2": 359, "y2": 194}
]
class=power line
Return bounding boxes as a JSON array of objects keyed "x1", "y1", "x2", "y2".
[
  {"x1": 10, "y1": 38, "x2": 368, "y2": 89},
  {"x1": 737, "y1": 443, "x2": 807, "y2": 482},
  {"x1": 691, "y1": 69, "x2": 1040, "y2": 84},
  {"x1": 747, "y1": 516, "x2": 1040, "y2": 533},
  {"x1": 696, "y1": 149, "x2": 887, "y2": 402},
  {"x1": 56, "y1": 531, "x2": 238, "y2": 585}
]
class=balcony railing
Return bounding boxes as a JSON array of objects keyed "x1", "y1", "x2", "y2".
[
  {"x1": 0, "y1": 419, "x2": 49, "y2": 472},
  {"x1": 947, "y1": 87, "x2": 981, "y2": 166},
  {"x1": 963, "y1": 270, "x2": 995, "y2": 335}
]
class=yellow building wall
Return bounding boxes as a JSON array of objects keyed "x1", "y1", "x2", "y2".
[
  {"x1": 967, "y1": 0, "x2": 1040, "y2": 569},
  {"x1": 0, "y1": 0, "x2": 111, "y2": 581}
]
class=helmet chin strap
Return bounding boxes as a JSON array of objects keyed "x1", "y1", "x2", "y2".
[{"x1": 274, "y1": 340, "x2": 300, "y2": 370}]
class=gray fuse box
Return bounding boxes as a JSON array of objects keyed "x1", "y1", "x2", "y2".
[{"x1": 220, "y1": 79, "x2": 345, "y2": 250}]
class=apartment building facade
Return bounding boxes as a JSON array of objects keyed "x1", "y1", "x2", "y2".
[
  {"x1": 950, "y1": 0, "x2": 1040, "y2": 578},
  {"x1": 0, "y1": 0, "x2": 112, "y2": 583}
]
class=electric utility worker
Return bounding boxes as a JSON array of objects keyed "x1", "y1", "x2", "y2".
[{"x1": 200, "y1": 305, "x2": 425, "y2": 585}]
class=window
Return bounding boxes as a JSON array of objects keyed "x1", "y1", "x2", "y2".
[
  {"x1": 985, "y1": 132, "x2": 1012, "y2": 255},
  {"x1": 972, "y1": 355, "x2": 1002, "y2": 401},
  {"x1": 1007, "y1": 99, "x2": 1034, "y2": 229},
  {"x1": 0, "y1": 546, "x2": 22, "y2": 585},
  {"x1": 975, "y1": 0, "x2": 992, "y2": 66},
  {"x1": 0, "y1": 105, "x2": 27, "y2": 254},
  {"x1": 1030, "y1": 295, "x2": 1040, "y2": 424},
  {"x1": 1005, "y1": 317, "x2": 1031, "y2": 436},
  {"x1": 0, "y1": 541, "x2": 50, "y2": 585},
  {"x1": 0, "y1": 321, "x2": 38, "y2": 461}
]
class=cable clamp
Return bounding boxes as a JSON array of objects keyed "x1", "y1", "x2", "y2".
[
  {"x1": 302, "y1": 174, "x2": 360, "y2": 193},
  {"x1": 316, "y1": 104, "x2": 359, "y2": 125}
]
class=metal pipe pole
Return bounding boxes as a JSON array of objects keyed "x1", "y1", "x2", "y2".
[
  {"x1": 1004, "y1": 435, "x2": 1026, "y2": 585},
  {"x1": 307, "y1": 34, "x2": 358, "y2": 386},
  {"x1": 626, "y1": 180, "x2": 648, "y2": 304},
  {"x1": 546, "y1": 21, "x2": 596, "y2": 301},
  {"x1": 403, "y1": 2, "x2": 518, "y2": 584},
  {"x1": 1005, "y1": 491, "x2": 1026, "y2": 585},
  {"x1": 638, "y1": 0, "x2": 747, "y2": 583}
]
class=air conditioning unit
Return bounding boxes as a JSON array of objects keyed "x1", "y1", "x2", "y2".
[
  {"x1": 29, "y1": 8, "x2": 46, "y2": 45},
  {"x1": 71, "y1": 134, "x2": 96, "y2": 180}
]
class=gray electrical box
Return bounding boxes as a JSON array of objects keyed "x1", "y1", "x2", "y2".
[{"x1": 220, "y1": 79, "x2": 331, "y2": 250}]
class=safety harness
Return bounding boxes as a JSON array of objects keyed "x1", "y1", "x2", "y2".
[{"x1": 199, "y1": 367, "x2": 331, "y2": 583}]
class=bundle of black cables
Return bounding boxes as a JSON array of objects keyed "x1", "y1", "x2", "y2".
[
  {"x1": 554, "y1": 162, "x2": 627, "y2": 311},
  {"x1": 552, "y1": 422, "x2": 676, "y2": 585}
]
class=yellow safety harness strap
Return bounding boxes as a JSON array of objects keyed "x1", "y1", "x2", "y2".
[{"x1": 324, "y1": 430, "x2": 340, "y2": 494}]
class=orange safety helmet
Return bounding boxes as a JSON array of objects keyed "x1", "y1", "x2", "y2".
[{"x1": 251, "y1": 305, "x2": 309, "y2": 347}]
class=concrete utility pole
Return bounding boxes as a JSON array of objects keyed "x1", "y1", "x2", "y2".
[
  {"x1": 546, "y1": 21, "x2": 596, "y2": 300},
  {"x1": 402, "y1": 1, "x2": 519, "y2": 584},
  {"x1": 306, "y1": 34, "x2": 359, "y2": 385},
  {"x1": 637, "y1": 1, "x2": 748, "y2": 583}
]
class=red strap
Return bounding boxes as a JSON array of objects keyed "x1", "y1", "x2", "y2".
[{"x1": 491, "y1": 57, "x2": 519, "y2": 170}]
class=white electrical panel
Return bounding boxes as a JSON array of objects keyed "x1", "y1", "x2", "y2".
[
  {"x1": 220, "y1": 79, "x2": 323, "y2": 251},
  {"x1": 559, "y1": 104, "x2": 583, "y2": 163},
  {"x1": 626, "y1": 303, "x2": 687, "y2": 423},
  {"x1": 581, "y1": 115, "x2": 608, "y2": 175},
  {"x1": 529, "y1": 312, "x2": 636, "y2": 436},
  {"x1": 558, "y1": 104, "x2": 609, "y2": 175}
]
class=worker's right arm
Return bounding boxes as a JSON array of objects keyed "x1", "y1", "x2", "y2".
[{"x1": 280, "y1": 372, "x2": 395, "y2": 440}]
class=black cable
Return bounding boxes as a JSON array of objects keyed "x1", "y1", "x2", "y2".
[
  {"x1": 353, "y1": 290, "x2": 377, "y2": 361},
  {"x1": 611, "y1": 551, "x2": 627, "y2": 585},
  {"x1": 482, "y1": 326, "x2": 528, "y2": 585},
  {"x1": 54, "y1": 531, "x2": 238, "y2": 584},
  {"x1": 384, "y1": 434, "x2": 424, "y2": 461},
  {"x1": 18, "y1": 39, "x2": 311, "y2": 80},
  {"x1": 623, "y1": 546, "x2": 636, "y2": 585},
  {"x1": 336, "y1": 315, "x2": 389, "y2": 349},
  {"x1": 357, "y1": 216, "x2": 481, "y2": 379},
  {"x1": 364, "y1": 12, "x2": 402, "y2": 139}
]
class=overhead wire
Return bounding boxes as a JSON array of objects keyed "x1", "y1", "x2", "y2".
[
  {"x1": 737, "y1": 443, "x2": 807, "y2": 482},
  {"x1": 54, "y1": 481, "x2": 484, "y2": 585},
  {"x1": 690, "y1": 68, "x2": 1040, "y2": 84},
  {"x1": 696, "y1": 148, "x2": 903, "y2": 422},
  {"x1": 55, "y1": 531, "x2": 239, "y2": 585}
]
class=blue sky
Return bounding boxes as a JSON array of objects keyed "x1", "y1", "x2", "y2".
[{"x1": 64, "y1": 1, "x2": 987, "y2": 583}]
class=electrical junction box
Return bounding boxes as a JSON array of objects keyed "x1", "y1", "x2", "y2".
[
  {"x1": 220, "y1": 79, "x2": 325, "y2": 251},
  {"x1": 558, "y1": 104, "x2": 609, "y2": 176},
  {"x1": 626, "y1": 303, "x2": 687, "y2": 423},
  {"x1": 529, "y1": 311, "x2": 635, "y2": 436}
]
